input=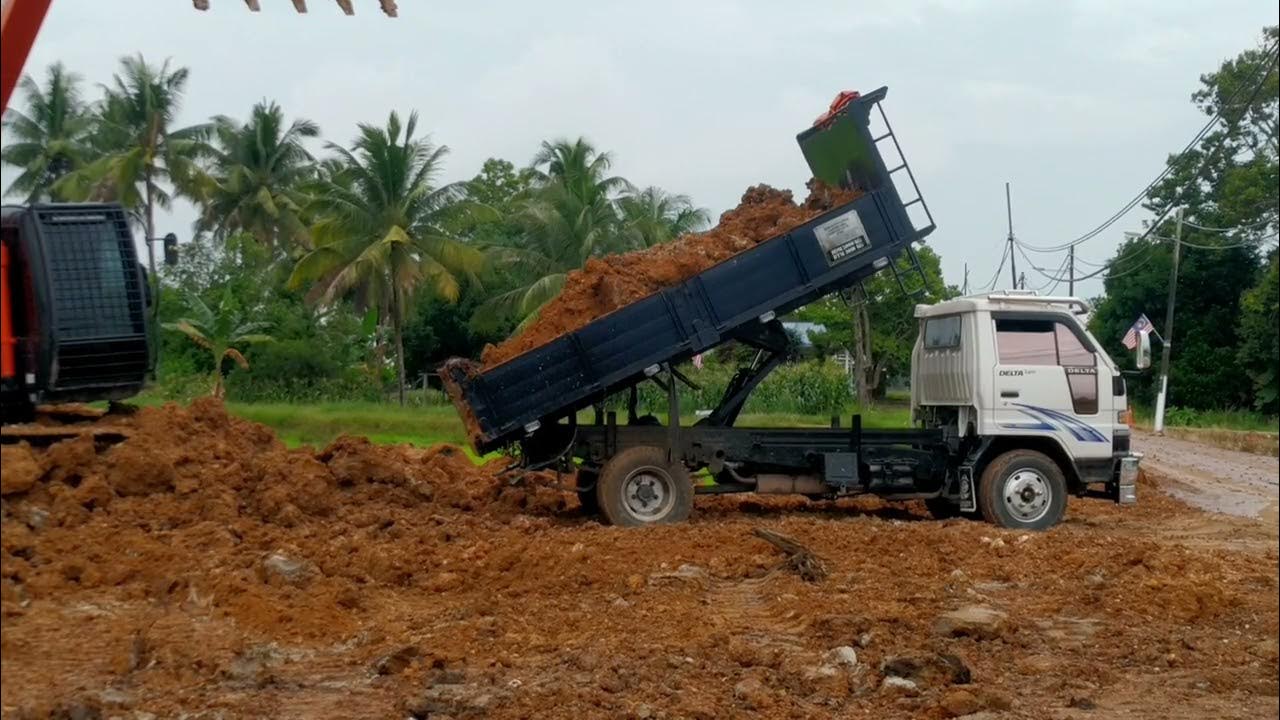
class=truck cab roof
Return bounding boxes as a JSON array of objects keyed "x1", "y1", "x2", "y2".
[{"x1": 915, "y1": 291, "x2": 1092, "y2": 319}]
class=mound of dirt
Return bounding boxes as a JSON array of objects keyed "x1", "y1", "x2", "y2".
[
  {"x1": 2, "y1": 402, "x2": 1277, "y2": 719},
  {"x1": 478, "y1": 180, "x2": 861, "y2": 370}
]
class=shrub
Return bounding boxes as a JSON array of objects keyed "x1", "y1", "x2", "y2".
[{"x1": 628, "y1": 360, "x2": 853, "y2": 416}]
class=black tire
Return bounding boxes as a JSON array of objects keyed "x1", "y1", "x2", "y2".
[
  {"x1": 576, "y1": 469, "x2": 600, "y2": 515},
  {"x1": 597, "y1": 446, "x2": 693, "y2": 527},
  {"x1": 977, "y1": 449, "x2": 1067, "y2": 531}
]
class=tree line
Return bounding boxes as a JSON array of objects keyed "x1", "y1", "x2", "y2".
[
  {"x1": 1, "y1": 55, "x2": 712, "y2": 404},
  {"x1": 4, "y1": 32, "x2": 1275, "y2": 419},
  {"x1": 1090, "y1": 26, "x2": 1278, "y2": 416}
]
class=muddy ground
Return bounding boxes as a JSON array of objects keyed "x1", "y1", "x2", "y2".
[{"x1": 1, "y1": 402, "x2": 1277, "y2": 720}]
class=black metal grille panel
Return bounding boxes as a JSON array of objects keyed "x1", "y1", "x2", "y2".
[
  {"x1": 37, "y1": 208, "x2": 146, "y2": 340},
  {"x1": 56, "y1": 338, "x2": 149, "y2": 386}
]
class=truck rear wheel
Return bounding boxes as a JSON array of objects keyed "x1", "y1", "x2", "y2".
[
  {"x1": 977, "y1": 449, "x2": 1066, "y2": 531},
  {"x1": 597, "y1": 446, "x2": 692, "y2": 527}
]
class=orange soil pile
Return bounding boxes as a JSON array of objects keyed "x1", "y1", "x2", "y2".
[
  {"x1": 479, "y1": 181, "x2": 861, "y2": 369},
  {"x1": 2, "y1": 404, "x2": 1277, "y2": 719}
]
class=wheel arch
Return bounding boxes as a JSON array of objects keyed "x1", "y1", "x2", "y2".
[{"x1": 974, "y1": 435, "x2": 1081, "y2": 493}]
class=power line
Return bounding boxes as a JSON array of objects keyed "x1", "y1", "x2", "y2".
[
  {"x1": 1016, "y1": 39, "x2": 1279, "y2": 254},
  {"x1": 1015, "y1": 235, "x2": 1163, "y2": 283},
  {"x1": 1031, "y1": 254, "x2": 1070, "y2": 293},
  {"x1": 1023, "y1": 48, "x2": 1280, "y2": 282},
  {"x1": 1178, "y1": 233, "x2": 1280, "y2": 250},
  {"x1": 1182, "y1": 216, "x2": 1278, "y2": 234},
  {"x1": 974, "y1": 241, "x2": 1010, "y2": 293}
]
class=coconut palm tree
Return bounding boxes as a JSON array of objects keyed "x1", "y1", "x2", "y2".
[
  {"x1": 55, "y1": 55, "x2": 208, "y2": 250},
  {"x1": 0, "y1": 63, "x2": 92, "y2": 201},
  {"x1": 192, "y1": 100, "x2": 319, "y2": 251},
  {"x1": 477, "y1": 137, "x2": 631, "y2": 326},
  {"x1": 163, "y1": 290, "x2": 273, "y2": 398},
  {"x1": 289, "y1": 110, "x2": 484, "y2": 405},
  {"x1": 618, "y1": 186, "x2": 710, "y2": 248},
  {"x1": 529, "y1": 137, "x2": 631, "y2": 204}
]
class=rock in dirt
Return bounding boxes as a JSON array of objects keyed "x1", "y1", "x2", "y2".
[
  {"x1": 977, "y1": 688, "x2": 1014, "y2": 711},
  {"x1": 404, "y1": 683, "x2": 501, "y2": 718},
  {"x1": 0, "y1": 443, "x2": 42, "y2": 495},
  {"x1": 934, "y1": 604, "x2": 1008, "y2": 640},
  {"x1": 1068, "y1": 695, "x2": 1097, "y2": 710},
  {"x1": 374, "y1": 645, "x2": 421, "y2": 675},
  {"x1": 1247, "y1": 638, "x2": 1279, "y2": 661},
  {"x1": 880, "y1": 653, "x2": 971, "y2": 686},
  {"x1": 223, "y1": 645, "x2": 282, "y2": 688},
  {"x1": 260, "y1": 552, "x2": 315, "y2": 586},
  {"x1": 827, "y1": 646, "x2": 859, "y2": 669},
  {"x1": 733, "y1": 676, "x2": 773, "y2": 710},
  {"x1": 880, "y1": 676, "x2": 921, "y2": 696},
  {"x1": 939, "y1": 688, "x2": 982, "y2": 717}
]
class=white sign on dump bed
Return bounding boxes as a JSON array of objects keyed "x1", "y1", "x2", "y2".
[{"x1": 814, "y1": 209, "x2": 870, "y2": 265}]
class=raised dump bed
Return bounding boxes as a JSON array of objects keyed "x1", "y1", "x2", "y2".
[{"x1": 444, "y1": 87, "x2": 934, "y2": 454}]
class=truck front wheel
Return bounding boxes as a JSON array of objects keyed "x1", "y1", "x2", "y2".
[
  {"x1": 597, "y1": 446, "x2": 693, "y2": 527},
  {"x1": 977, "y1": 449, "x2": 1067, "y2": 531}
]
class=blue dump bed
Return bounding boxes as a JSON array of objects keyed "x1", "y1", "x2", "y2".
[{"x1": 444, "y1": 87, "x2": 934, "y2": 453}]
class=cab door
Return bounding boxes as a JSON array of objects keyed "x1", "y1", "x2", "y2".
[{"x1": 990, "y1": 315, "x2": 1110, "y2": 460}]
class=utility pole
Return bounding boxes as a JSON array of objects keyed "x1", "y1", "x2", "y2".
[
  {"x1": 1153, "y1": 207, "x2": 1184, "y2": 435},
  {"x1": 1068, "y1": 245, "x2": 1075, "y2": 297},
  {"x1": 962, "y1": 263, "x2": 969, "y2": 295},
  {"x1": 1006, "y1": 182, "x2": 1018, "y2": 289}
]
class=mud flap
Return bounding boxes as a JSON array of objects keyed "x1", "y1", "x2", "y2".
[{"x1": 958, "y1": 465, "x2": 976, "y2": 513}]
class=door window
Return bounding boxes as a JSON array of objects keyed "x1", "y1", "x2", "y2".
[
  {"x1": 995, "y1": 318, "x2": 1098, "y2": 415},
  {"x1": 995, "y1": 319, "x2": 1057, "y2": 365}
]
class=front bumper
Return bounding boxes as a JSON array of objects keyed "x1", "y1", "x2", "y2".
[{"x1": 1115, "y1": 452, "x2": 1142, "y2": 505}]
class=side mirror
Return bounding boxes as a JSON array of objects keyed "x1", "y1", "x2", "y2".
[
  {"x1": 162, "y1": 233, "x2": 179, "y2": 266},
  {"x1": 1135, "y1": 332, "x2": 1151, "y2": 370}
]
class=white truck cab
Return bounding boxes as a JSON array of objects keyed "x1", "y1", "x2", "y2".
[{"x1": 911, "y1": 291, "x2": 1140, "y2": 529}]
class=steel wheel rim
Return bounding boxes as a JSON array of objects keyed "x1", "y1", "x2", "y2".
[
  {"x1": 622, "y1": 465, "x2": 676, "y2": 521},
  {"x1": 1002, "y1": 468, "x2": 1051, "y2": 523}
]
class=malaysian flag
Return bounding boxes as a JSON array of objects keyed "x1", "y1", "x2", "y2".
[{"x1": 1122, "y1": 314, "x2": 1152, "y2": 350}]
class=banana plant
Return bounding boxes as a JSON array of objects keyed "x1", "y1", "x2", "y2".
[{"x1": 163, "y1": 290, "x2": 273, "y2": 397}]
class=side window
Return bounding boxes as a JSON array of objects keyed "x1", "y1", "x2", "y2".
[
  {"x1": 924, "y1": 315, "x2": 961, "y2": 349},
  {"x1": 995, "y1": 319, "x2": 1057, "y2": 365},
  {"x1": 1056, "y1": 322, "x2": 1098, "y2": 415}
]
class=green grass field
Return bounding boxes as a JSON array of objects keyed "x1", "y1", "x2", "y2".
[
  {"x1": 215, "y1": 400, "x2": 913, "y2": 451},
  {"x1": 1131, "y1": 406, "x2": 1278, "y2": 433}
]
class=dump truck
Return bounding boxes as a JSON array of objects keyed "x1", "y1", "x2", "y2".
[
  {"x1": 442, "y1": 87, "x2": 1141, "y2": 530},
  {"x1": 1, "y1": 203, "x2": 157, "y2": 423}
]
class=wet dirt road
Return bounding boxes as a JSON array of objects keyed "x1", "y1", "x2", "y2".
[{"x1": 1134, "y1": 430, "x2": 1280, "y2": 529}]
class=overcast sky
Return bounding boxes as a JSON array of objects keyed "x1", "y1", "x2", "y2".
[{"x1": 5, "y1": 0, "x2": 1278, "y2": 298}]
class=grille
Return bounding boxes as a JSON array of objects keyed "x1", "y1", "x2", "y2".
[
  {"x1": 56, "y1": 339, "x2": 149, "y2": 386},
  {"x1": 37, "y1": 208, "x2": 146, "y2": 340},
  {"x1": 33, "y1": 207, "x2": 148, "y2": 390}
]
